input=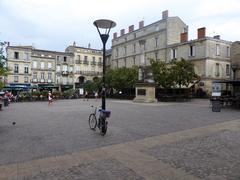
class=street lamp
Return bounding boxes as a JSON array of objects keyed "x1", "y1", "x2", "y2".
[{"x1": 93, "y1": 19, "x2": 116, "y2": 110}]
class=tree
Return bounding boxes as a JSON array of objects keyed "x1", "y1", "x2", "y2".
[
  {"x1": 0, "y1": 41, "x2": 9, "y2": 88},
  {"x1": 150, "y1": 58, "x2": 199, "y2": 89},
  {"x1": 105, "y1": 67, "x2": 138, "y2": 91},
  {"x1": 150, "y1": 59, "x2": 174, "y2": 88},
  {"x1": 171, "y1": 58, "x2": 199, "y2": 88}
]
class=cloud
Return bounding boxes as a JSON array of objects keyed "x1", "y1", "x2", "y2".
[{"x1": 0, "y1": 0, "x2": 239, "y2": 51}]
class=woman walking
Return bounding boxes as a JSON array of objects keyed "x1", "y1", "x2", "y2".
[{"x1": 48, "y1": 91, "x2": 53, "y2": 105}]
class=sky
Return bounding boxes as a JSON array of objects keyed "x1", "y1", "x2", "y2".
[{"x1": 0, "y1": 0, "x2": 239, "y2": 51}]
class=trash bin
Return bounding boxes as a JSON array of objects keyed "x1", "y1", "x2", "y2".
[
  {"x1": 3, "y1": 98, "x2": 9, "y2": 107},
  {"x1": 212, "y1": 100, "x2": 221, "y2": 112}
]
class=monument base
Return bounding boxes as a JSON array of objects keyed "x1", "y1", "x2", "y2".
[{"x1": 133, "y1": 83, "x2": 157, "y2": 103}]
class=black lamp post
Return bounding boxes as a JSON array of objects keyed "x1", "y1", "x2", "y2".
[{"x1": 93, "y1": 19, "x2": 116, "y2": 110}]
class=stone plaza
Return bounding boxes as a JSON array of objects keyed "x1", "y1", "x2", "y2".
[{"x1": 0, "y1": 99, "x2": 240, "y2": 179}]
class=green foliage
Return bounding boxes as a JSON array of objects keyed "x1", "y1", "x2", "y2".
[
  {"x1": 150, "y1": 59, "x2": 174, "y2": 88},
  {"x1": 150, "y1": 58, "x2": 199, "y2": 88},
  {"x1": 0, "y1": 41, "x2": 9, "y2": 88},
  {"x1": 171, "y1": 58, "x2": 200, "y2": 88},
  {"x1": 105, "y1": 67, "x2": 138, "y2": 91},
  {"x1": 83, "y1": 80, "x2": 99, "y2": 93},
  {"x1": 62, "y1": 89, "x2": 76, "y2": 98}
]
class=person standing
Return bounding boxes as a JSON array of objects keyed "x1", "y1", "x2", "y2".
[
  {"x1": 94, "y1": 91, "x2": 98, "y2": 101},
  {"x1": 48, "y1": 91, "x2": 53, "y2": 105}
]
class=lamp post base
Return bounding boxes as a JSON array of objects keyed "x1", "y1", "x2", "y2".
[{"x1": 133, "y1": 83, "x2": 157, "y2": 103}]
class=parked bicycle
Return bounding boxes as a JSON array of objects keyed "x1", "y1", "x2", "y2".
[{"x1": 88, "y1": 105, "x2": 111, "y2": 136}]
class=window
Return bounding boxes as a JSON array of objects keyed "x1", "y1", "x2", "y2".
[
  {"x1": 25, "y1": 52, "x2": 29, "y2": 61},
  {"x1": 227, "y1": 46, "x2": 230, "y2": 57},
  {"x1": 57, "y1": 56, "x2": 60, "y2": 61},
  {"x1": 171, "y1": 48, "x2": 177, "y2": 59},
  {"x1": 216, "y1": 44, "x2": 220, "y2": 56},
  {"x1": 14, "y1": 64, "x2": 19, "y2": 73},
  {"x1": 48, "y1": 73, "x2": 52, "y2": 80},
  {"x1": 14, "y1": 52, "x2": 19, "y2": 59},
  {"x1": 24, "y1": 76, "x2": 28, "y2": 83},
  {"x1": 226, "y1": 64, "x2": 230, "y2": 76},
  {"x1": 215, "y1": 63, "x2": 220, "y2": 76},
  {"x1": 133, "y1": 56, "x2": 136, "y2": 66},
  {"x1": 24, "y1": 65, "x2": 29, "y2": 74},
  {"x1": 41, "y1": 72, "x2": 44, "y2": 79},
  {"x1": 133, "y1": 43, "x2": 136, "y2": 53},
  {"x1": 33, "y1": 61, "x2": 37, "y2": 68},
  {"x1": 116, "y1": 48, "x2": 118, "y2": 57},
  {"x1": 62, "y1": 65, "x2": 67, "y2": 71},
  {"x1": 99, "y1": 57, "x2": 102, "y2": 63},
  {"x1": 133, "y1": 33, "x2": 136, "y2": 38},
  {"x1": 14, "y1": 76, "x2": 18, "y2": 82},
  {"x1": 57, "y1": 65, "x2": 61, "y2": 72},
  {"x1": 78, "y1": 55, "x2": 81, "y2": 60},
  {"x1": 69, "y1": 66, "x2": 73, "y2": 72},
  {"x1": 48, "y1": 62, "x2": 52, "y2": 69},
  {"x1": 64, "y1": 56, "x2": 67, "y2": 62},
  {"x1": 155, "y1": 37, "x2": 159, "y2": 47},
  {"x1": 189, "y1": 45, "x2": 196, "y2": 57},
  {"x1": 92, "y1": 56, "x2": 95, "y2": 62},
  {"x1": 33, "y1": 72, "x2": 37, "y2": 80},
  {"x1": 40, "y1": 62, "x2": 44, "y2": 69},
  {"x1": 124, "y1": 46, "x2": 127, "y2": 55},
  {"x1": 84, "y1": 56, "x2": 88, "y2": 61}
]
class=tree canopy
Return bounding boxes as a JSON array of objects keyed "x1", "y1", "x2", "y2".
[
  {"x1": 150, "y1": 58, "x2": 199, "y2": 88},
  {"x1": 0, "y1": 41, "x2": 9, "y2": 88},
  {"x1": 105, "y1": 67, "x2": 138, "y2": 91}
]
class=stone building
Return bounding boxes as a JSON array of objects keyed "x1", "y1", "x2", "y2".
[
  {"x1": 230, "y1": 41, "x2": 240, "y2": 79},
  {"x1": 111, "y1": 10, "x2": 188, "y2": 68},
  {"x1": 111, "y1": 10, "x2": 231, "y2": 93},
  {"x1": 6, "y1": 44, "x2": 103, "y2": 91},
  {"x1": 65, "y1": 44, "x2": 103, "y2": 89},
  {"x1": 168, "y1": 29, "x2": 231, "y2": 93}
]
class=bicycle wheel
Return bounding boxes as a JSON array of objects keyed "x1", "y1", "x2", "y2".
[
  {"x1": 89, "y1": 114, "x2": 97, "y2": 130},
  {"x1": 100, "y1": 119, "x2": 108, "y2": 136}
]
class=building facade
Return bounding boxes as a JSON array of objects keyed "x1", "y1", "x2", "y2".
[
  {"x1": 111, "y1": 10, "x2": 232, "y2": 93},
  {"x1": 230, "y1": 41, "x2": 240, "y2": 79},
  {"x1": 6, "y1": 44, "x2": 103, "y2": 91}
]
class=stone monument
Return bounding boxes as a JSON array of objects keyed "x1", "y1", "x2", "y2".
[{"x1": 133, "y1": 40, "x2": 157, "y2": 103}]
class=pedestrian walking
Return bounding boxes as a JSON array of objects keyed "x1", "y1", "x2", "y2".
[
  {"x1": 94, "y1": 91, "x2": 98, "y2": 101},
  {"x1": 48, "y1": 91, "x2": 53, "y2": 105},
  {"x1": 84, "y1": 91, "x2": 88, "y2": 101}
]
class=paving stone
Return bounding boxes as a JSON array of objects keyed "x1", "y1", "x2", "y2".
[{"x1": 144, "y1": 130, "x2": 240, "y2": 180}]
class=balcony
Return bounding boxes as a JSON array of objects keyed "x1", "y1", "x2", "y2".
[
  {"x1": 83, "y1": 61, "x2": 89, "y2": 65},
  {"x1": 62, "y1": 71, "x2": 69, "y2": 75},
  {"x1": 91, "y1": 61, "x2": 97, "y2": 66},
  {"x1": 75, "y1": 60, "x2": 82, "y2": 64},
  {"x1": 97, "y1": 62, "x2": 103, "y2": 66}
]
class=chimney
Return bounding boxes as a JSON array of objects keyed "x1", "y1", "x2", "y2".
[
  {"x1": 129, "y1": 25, "x2": 134, "y2": 33},
  {"x1": 7, "y1": 42, "x2": 10, "y2": 46},
  {"x1": 162, "y1": 10, "x2": 169, "y2": 19},
  {"x1": 139, "y1": 21, "x2": 144, "y2": 29},
  {"x1": 113, "y1": 32, "x2": 117, "y2": 39},
  {"x1": 180, "y1": 32, "x2": 188, "y2": 43},
  {"x1": 120, "y1": 29, "x2": 125, "y2": 36},
  {"x1": 213, "y1": 35, "x2": 220, "y2": 39},
  {"x1": 198, "y1": 27, "x2": 206, "y2": 39}
]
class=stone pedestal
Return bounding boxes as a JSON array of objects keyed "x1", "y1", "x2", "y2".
[{"x1": 133, "y1": 83, "x2": 157, "y2": 103}]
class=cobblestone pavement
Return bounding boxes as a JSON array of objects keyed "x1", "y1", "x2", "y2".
[{"x1": 0, "y1": 99, "x2": 240, "y2": 179}]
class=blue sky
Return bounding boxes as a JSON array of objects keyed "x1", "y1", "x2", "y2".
[{"x1": 0, "y1": 0, "x2": 239, "y2": 51}]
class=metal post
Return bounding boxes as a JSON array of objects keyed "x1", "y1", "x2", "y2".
[{"x1": 102, "y1": 40, "x2": 106, "y2": 110}]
